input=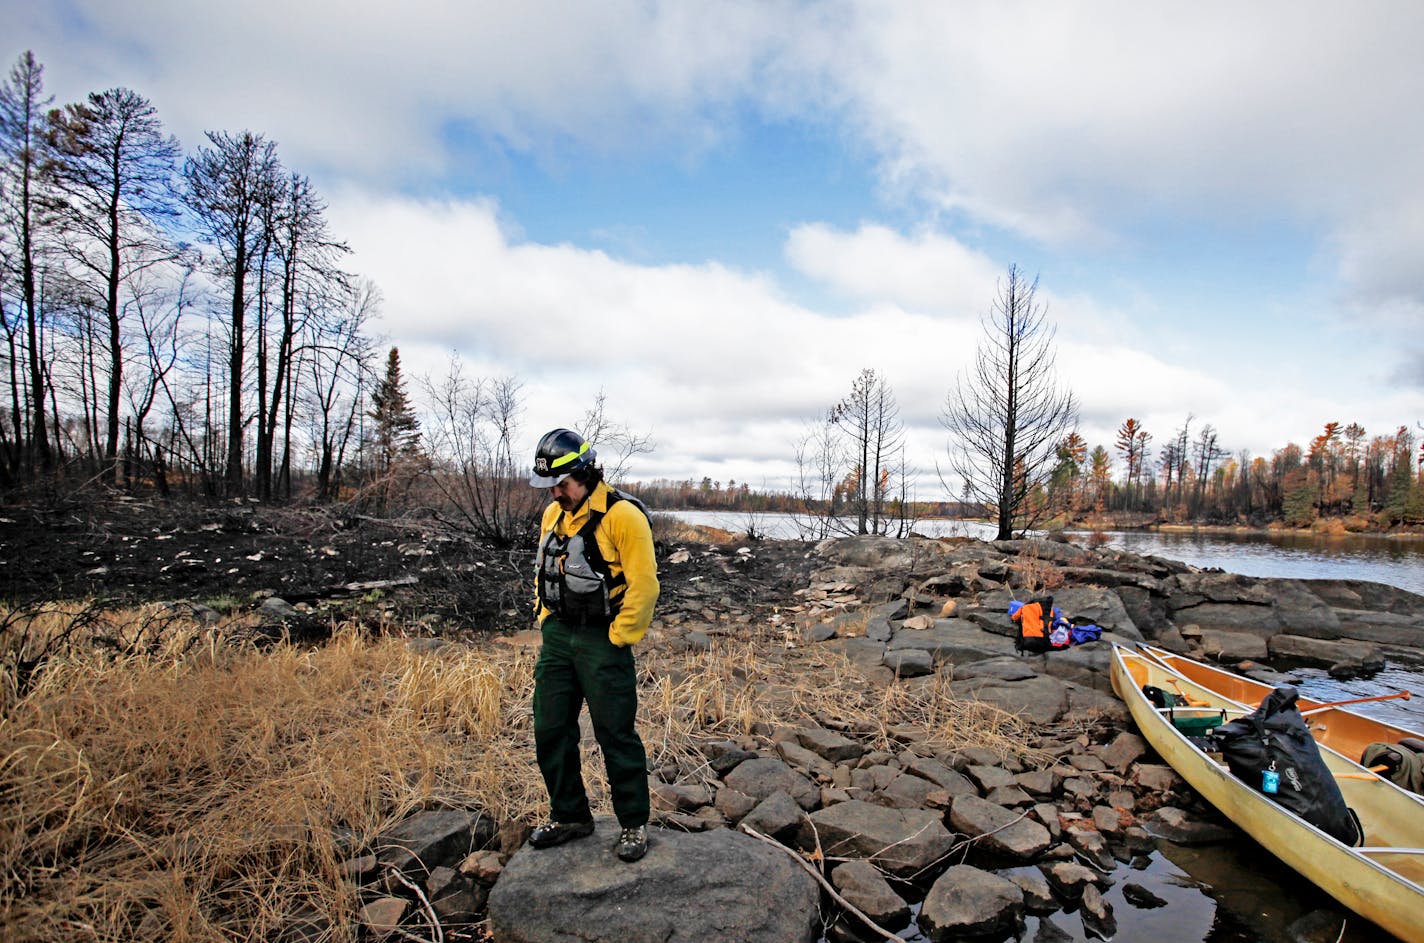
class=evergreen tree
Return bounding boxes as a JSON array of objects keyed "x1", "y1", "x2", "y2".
[{"x1": 370, "y1": 347, "x2": 420, "y2": 472}]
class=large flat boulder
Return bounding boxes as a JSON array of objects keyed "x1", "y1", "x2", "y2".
[
  {"x1": 1267, "y1": 634, "x2": 1384, "y2": 670},
  {"x1": 1299, "y1": 579, "x2": 1424, "y2": 617},
  {"x1": 487, "y1": 820, "x2": 820, "y2": 943},
  {"x1": 885, "y1": 618, "x2": 1018, "y2": 665},
  {"x1": 950, "y1": 673, "x2": 1070, "y2": 724}
]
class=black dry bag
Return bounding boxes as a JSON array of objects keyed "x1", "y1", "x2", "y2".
[{"x1": 1214, "y1": 685, "x2": 1361, "y2": 846}]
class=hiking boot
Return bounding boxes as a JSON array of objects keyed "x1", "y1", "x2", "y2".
[
  {"x1": 528, "y1": 820, "x2": 595, "y2": 848},
  {"x1": 613, "y1": 825, "x2": 647, "y2": 862}
]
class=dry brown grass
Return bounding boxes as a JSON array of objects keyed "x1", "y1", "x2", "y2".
[{"x1": 1, "y1": 605, "x2": 1035, "y2": 942}]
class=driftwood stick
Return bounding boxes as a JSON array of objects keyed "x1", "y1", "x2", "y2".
[
  {"x1": 738, "y1": 823, "x2": 901, "y2": 943},
  {"x1": 383, "y1": 865, "x2": 445, "y2": 943}
]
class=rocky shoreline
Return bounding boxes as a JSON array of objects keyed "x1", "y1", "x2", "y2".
[{"x1": 301, "y1": 533, "x2": 1424, "y2": 943}]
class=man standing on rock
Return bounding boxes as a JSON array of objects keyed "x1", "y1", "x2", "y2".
[{"x1": 526, "y1": 428, "x2": 659, "y2": 862}]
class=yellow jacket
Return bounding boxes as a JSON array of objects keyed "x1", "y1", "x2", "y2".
[{"x1": 536, "y1": 481, "x2": 660, "y2": 647}]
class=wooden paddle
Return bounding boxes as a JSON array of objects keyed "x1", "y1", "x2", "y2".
[
  {"x1": 1300, "y1": 691, "x2": 1412, "y2": 717},
  {"x1": 1166, "y1": 678, "x2": 1210, "y2": 707}
]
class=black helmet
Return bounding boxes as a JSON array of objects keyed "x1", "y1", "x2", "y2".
[{"x1": 530, "y1": 428, "x2": 597, "y2": 488}]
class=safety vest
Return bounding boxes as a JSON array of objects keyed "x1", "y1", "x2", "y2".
[{"x1": 536, "y1": 489, "x2": 649, "y2": 625}]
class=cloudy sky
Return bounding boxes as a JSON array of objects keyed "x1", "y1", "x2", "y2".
[{"x1": 9, "y1": 1, "x2": 1423, "y2": 494}]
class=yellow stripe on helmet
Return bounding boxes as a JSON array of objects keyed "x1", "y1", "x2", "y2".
[{"x1": 550, "y1": 441, "x2": 590, "y2": 469}]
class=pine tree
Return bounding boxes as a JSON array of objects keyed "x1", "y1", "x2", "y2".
[{"x1": 370, "y1": 347, "x2": 420, "y2": 473}]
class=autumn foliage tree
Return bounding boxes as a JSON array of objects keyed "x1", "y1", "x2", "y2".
[{"x1": 1114, "y1": 417, "x2": 1151, "y2": 512}]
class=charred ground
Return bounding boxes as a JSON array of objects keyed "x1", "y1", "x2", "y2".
[{"x1": 0, "y1": 494, "x2": 820, "y2": 636}]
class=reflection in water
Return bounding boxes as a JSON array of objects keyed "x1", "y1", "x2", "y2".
[
  {"x1": 1155, "y1": 836, "x2": 1382, "y2": 943},
  {"x1": 1093, "y1": 529, "x2": 1424, "y2": 597}
]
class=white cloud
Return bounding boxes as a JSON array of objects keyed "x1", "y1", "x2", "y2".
[
  {"x1": 15, "y1": 0, "x2": 796, "y2": 180},
  {"x1": 328, "y1": 191, "x2": 994, "y2": 488},
  {"x1": 785, "y1": 223, "x2": 1001, "y2": 314},
  {"x1": 9, "y1": 1, "x2": 1422, "y2": 489}
]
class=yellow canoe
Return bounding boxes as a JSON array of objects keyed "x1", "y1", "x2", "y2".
[
  {"x1": 1111, "y1": 645, "x2": 1424, "y2": 943},
  {"x1": 1137, "y1": 643, "x2": 1421, "y2": 764}
]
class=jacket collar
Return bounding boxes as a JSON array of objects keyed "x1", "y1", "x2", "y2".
[{"x1": 561, "y1": 481, "x2": 612, "y2": 527}]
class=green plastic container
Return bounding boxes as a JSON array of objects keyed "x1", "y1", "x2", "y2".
[{"x1": 1166, "y1": 707, "x2": 1227, "y2": 734}]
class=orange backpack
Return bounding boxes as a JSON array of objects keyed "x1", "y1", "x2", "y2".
[{"x1": 1012, "y1": 597, "x2": 1054, "y2": 654}]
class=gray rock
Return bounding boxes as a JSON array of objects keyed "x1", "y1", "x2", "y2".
[
  {"x1": 951, "y1": 674, "x2": 1070, "y2": 724},
  {"x1": 650, "y1": 780, "x2": 713, "y2": 812},
  {"x1": 1047, "y1": 586, "x2": 1142, "y2": 639},
  {"x1": 992, "y1": 538, "x2": 1094, "y2": 564},
  {"x1": 1133, "y1": 765, "x2": 1182, "y2": 793},
  {"x1": 1040, "y1": 860, "x2": 1106, "y2": 897},
  {"x1": 1147, "y1": 806, "x2": 1237, "y2": 844},
  {"x1": 1199, "y1": 628, "x2": 1269, "y2": 661},
  {"x1": 776, "y1": 739, "x2": 833, "y2": 779},
  {"x1": 983, "y1": 785, "x2": 1034, "y2": 807},
  {"x1": 429, "y1": 868, "x2": 486, "y2": 925},
  {"x1": 953, "y1": 656, "x2": 1039, "y2": 681},
  {"x1": 1268, "y1": 634, "x2": 1383, "y2": 670},
  {"x1": 830, "y1": 860, "x2": 911, "y2": 930},
  {"x1": 1329, "y1": 608, "x2": 1424, "y2": 647},
  {"x1": 707, "y1": 748, "x2": 759, "y2": 777},
  {"x1": 883, "y1": 648, "x2": 935, "y2": 677},
  {"x1": 1098, "y1": 731, "x2": 1148, "y2": 774},
  {"x1": 966, "y1": 764, "x2": 1018, "y2": 791},
  {"x1": 1080, "y1": 883, "x2": 1117, "y2": 939},
  {"x1": 885, "y1": 617, "x2": 1019, "y2": 664},
  {"x1": 796, "y1": 727, "x2": 867, "y2": 764},
  {"x1": 360, "y1": 898, "x2": 409, "y2": 937},
  {"x1": 1122, "y1": 882, "x2": 1168, "y2": 908},
  {"x1": 1031, "y1": 803, "x2": 1062, "y2": 841},
  {"x1": 257, "y1": 595, "x2": 299, "y2": 623},
  {"x1": 741, "y1": 791, "x2": 804, "y2": 844},
  {"x1": 1005, "y1": 871, "x2": 1058, "y2": 913},
  {"x1": 1063, "y1": 822, "x2": 1114, "y2": 871},
  {"x1": 815, "y1": 535, "x2": 920, "y2": 570},
  {"x1": 1091, "y1": 805, "x2": 1126, "y2": 838},
  {"x1": 918, "y1": 864, "x2": 1024, "y2": 941},
  {"x1": 375, "y1": 810, "x2": 495, "y2": 875},
  {"x1": 879, "y1": 771, "x2": 942, "y2": 809},
  {"x1": 1016, "y1": 769, "x2": 1056, "y2": 797},
  {"x1": 904, "y1": 757, "x2": 978, "y2": 795},
  {"x1": 1169, "y1": 572, "x2": 1276, "y2": 606},
  {"x1": 799, "y1": 800, "x2": 954, "y2": 878},
  {"x1": 1304, "y1": 579, "x2": 1424, "y2": 618},
  {"x1": 724, "y1": 757, "x2": 820, "y2": 810},
  {"x1": 488, "y1": 820, "x2": 820, "y2": 943},
  {"x1": 714, "y1": 787, "x2": 759, "y2": 823},
  {"x1": 820, "y1": 637, "x2": 889, "y2": 674},
  {"x1": 1115, "y1": 584, "x2": 1173, "y2": 637},
  {"x1": 865, "y1": 615, "x2": 894, "y2": 642},
  {"x1": 949, "y1": 795, "x2": 1052, "y2": 860},
  {"x1": 1174, "y1": 600, "x2": 1281, "y2": 637}
]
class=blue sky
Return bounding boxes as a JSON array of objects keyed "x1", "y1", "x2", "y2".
[{"x1": 7, "y1": 1, "x2": 1422, "y2": 493}]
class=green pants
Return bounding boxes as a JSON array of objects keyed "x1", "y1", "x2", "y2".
[{"x1": 532, "y1": 616, "x2": 649, "y2": 828}]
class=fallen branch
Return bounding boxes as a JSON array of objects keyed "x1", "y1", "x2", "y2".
[
  {"x1": 738, "y1": 823, "x2": 901, "y2": 943},
  {"x1": 383, "y1": 865, "x2": 445, "y2": 943}
]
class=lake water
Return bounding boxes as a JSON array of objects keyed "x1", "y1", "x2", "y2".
[
  {"x1": 666, "y1": 510, "x2": 1424, "y2": 596},
  {"x1": 671, "y1": 510, "x2": 1421, "y2": 941}
]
